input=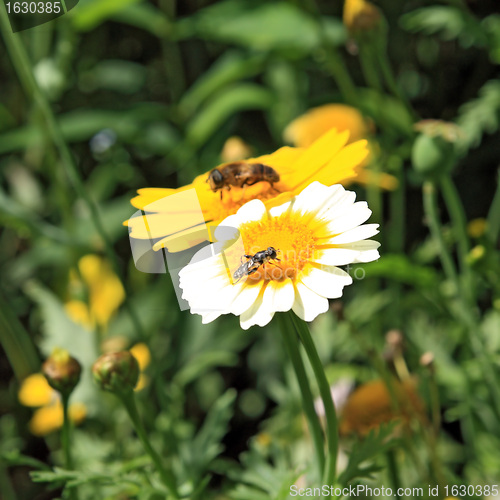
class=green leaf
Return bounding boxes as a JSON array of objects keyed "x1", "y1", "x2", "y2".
[
  {"x1": 111, "y1": 3, "x2": 171, "y2": 37},
  {"x1": 456, "y1": 80, "x2": 500, "y2": 151},
  {"x1": 71, "y1": 0, "x2": 144, "y2": 32},
  {"x1": 400, "y1": 6, "x2": 487, "y2": 48},
  {"x1": 181, "y1": 389, "x2": 236, "y2": 477},
  {"x1": 177, "y1": 1, "x2": 321, "y2": 55},
  {"x1": 360, "y1": 254, "x2": 439, "y2": 288},
  {"x1": 185, "y1": 83, "x2": 273, "y2": 148},
  {"x1": 179, "y1": 51, "x2": 266, "y2": 118},
  {"x1": 338, "y1": 424, "x2": 399, "y2": 485},
  {"x1": 0, "y1": 105, "x2": 174, "y2": 154}
]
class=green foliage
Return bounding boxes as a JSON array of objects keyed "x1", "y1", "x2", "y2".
[{"x1": 456, "y1": 80, "x2": 500, "y2": 151}]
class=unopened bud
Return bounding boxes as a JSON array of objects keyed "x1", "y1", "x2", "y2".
[
  {"x1": 42, "y1": 348, "x2": 82, "y2": 396},
  {"x1": 92, "y1": 351, "x2": 139, "y2": 394},
  {"x1": 343, "y1": 0, "x2": 382, "y2": 36}
]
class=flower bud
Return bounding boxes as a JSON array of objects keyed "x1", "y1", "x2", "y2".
[
  {"x1": 343, "y1": 0, "x2": 382, "y2": 36},
  {"x1": 42, "y1": 348, "x2": 82, "y2": 396},
  {"x1": 411, "y1": 134, "x2": 456, "y2": 179},
  {"x1": 92, "y1": 351, "x2": 139, "y2": 394}
]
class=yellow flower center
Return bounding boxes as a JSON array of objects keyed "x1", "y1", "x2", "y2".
[
  {"x1": 206, "y1": 182, "x2": 283, "y2": 222},
  {"x1": 239, "y1": 212, "x2": 316, "y2": 281}
]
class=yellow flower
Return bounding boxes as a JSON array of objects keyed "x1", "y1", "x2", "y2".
[
  {"x1": 221, "y1": 136, "x2": 254, "y2": 163},
  {"x1": 285, "y1": 105, "x2": 397, "y2": 191},
  {"x1": 130, "y1": 343, "x2": 151, "y2": 392},
  {"x1": 65, "y1": 254, "x2": 125, "y2": 330},
  {"x1": 343, "y1": 0, "x2": 382, "y2": 34},
  {"x1": 179, "y1": 182, "x2": 380, "y2": 329},
  {"x1": 284, "y1": 104, "x2": 370, "y2": 147},
  {"x1": 18, "y1": 374, "x2": 86, "y2": 436},
  {"x1": 125, "y1": 129, "x2": 368, "y2": 252},
  {"x1": 467, "y1": 218, "x2": 487, "y2": 239},
  {"x1": 339, "y1": 378, "x2": 425, "y2": 436}
]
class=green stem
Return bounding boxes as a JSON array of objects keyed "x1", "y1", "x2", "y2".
[
  {"x1": 422, "y1": 182, "x2": 460, "y2": 291},
  {"x1": 289, "y1": 313, "x2": 338, "y2": 486},
  {"x1": 359, "y1": 46, "x2": 383, "y2": 92},
  {"x1": 320, "y1": 48, "x2": 358, "y2": 105},
  {"x1": 120, "y1": 392, "x2": 179, "y2": 499},
  {"x1": 279, "y1": 314, "x2": 325, "y2": 482},
  {"x1": 439, "y1": 176, "x2": 474, "y2": 302},
  {"x1": 386, "y1": 450, "x2": 401, "y2": 499},
  {"x1": 376, "y1": 49, "x2": 417, "y2": 122},
  {"x1": 61, "y1": 394, "x2": 77, "y2": 500},
  {"x1": 487, "y1": 169, "x2": 500, "y2": 244}
]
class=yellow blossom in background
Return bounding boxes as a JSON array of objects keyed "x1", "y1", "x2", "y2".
[
  {"x1": 284, "y1": 104, "x2": 370, "y2": 147},
  {"x1": 339, "y1": 378, "x2": 425, "y2": 436},
  {"x1": 284, "y1": 105, "x2": 397, "y2": 191},
  {"x1": 467, "y1": 218, "x2": 487, "y2": 238},
  {"x1": 18, "y1": 374, "x2": 86, "y2": 436},
  {"x1": 126, "y1": 129, "x2": 369, "y2": 252},
  {"x1": 220, "y1": 136, "x2": 254, "y2": 163},
  {"x1": 130, "y1": 343, "x2": 151, "y2": 391},
  {"x1": 65, "y1": 254, "x2": 125, "y2": 330},
  {"x1": 343, "y1": 0, "x2": 382, "y2": 35}
]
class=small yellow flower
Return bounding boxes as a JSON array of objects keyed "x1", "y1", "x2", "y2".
[
  {"x1": 126, "y1": 129, "x2": 369, "y2": 252},
  {"x1": 339, "y1": 378, "x2": 425, "y2": 436},
  {"x1": 284, "y1": 104, "x2": 371, "y2": 147},
  {"x1": 18, "y1": 374, "x2": 86, "y2": 437},
  {"x1": 343, "y1": 0, "x2": 382, "y2": 35},
  {"x1": 65, "y1": 255, "x2": 125, "y2": 330},
  {"x1": 285, "y1": 105, "x2": 397, "y2": 191},
  {"x1": 221, "y1": 136, "x2": 254, "y2": 163},
  {"x1": 130, "y1": 343, "x2": 151, "y2": 392},
  {"x1": 467, "y1": 218, "x2": 487, "y2": 239}
]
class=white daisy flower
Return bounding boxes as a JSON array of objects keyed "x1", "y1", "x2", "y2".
[{"x1": 179, "y1": 181, "x2": 380, "y2": 330}]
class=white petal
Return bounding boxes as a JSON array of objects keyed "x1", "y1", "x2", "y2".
[
  {"x1": 235, "y1": 199, "x2": 267, "y2": 223},
  {"x1": 336, "y1": 240, "x2": 381, "y2": 263},
  {"x1": 312, "y1": 247, "x2": 362, "y2": 266},
  {"x1": 300, "y1": 265, "x2": 352, "y2": 299},
  {"x1": 325, "y1": 224, "x2": 379, "y2": 244},
  {"x1": 324, "y1": 202, "x2": 372, "y2": 235},
  {"x1": 262, "y1": 279, "x2": 295, "y2": 312},
  {"x1": 292, "y1": 282, "x2": 329, "y2": 322},
  {"x1": 292, "y1": 182, "x2": 340, "y2": 215},
  {"x1": 229, "y1": 281, "x2": 265, "y2": 316},
  {"x1": 239, "y1": 287, "x2": 275, "y2": 330},
  {"x1": 269, "y1": 201, "x2": 292, "y2": 218}
]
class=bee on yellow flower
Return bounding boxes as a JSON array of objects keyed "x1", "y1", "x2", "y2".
[{"x1": 126, "y1": 129, "x2": 369, "y2": 252}]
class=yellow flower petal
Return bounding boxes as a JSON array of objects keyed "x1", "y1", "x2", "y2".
[
  {"x1": 78, "y1": 255, "x2": 125, "y2": 329},
  {"x1": 134, "y1": 373, "x2": 149, "y2": 392},
  {"x1": 284, "y1": 104, "x2": 370, "y2": 147},
  {"x1": 29, "y1": 402, "x2": 87, "y2": 436},
  {"x1": 130, "y1": 343, "x2": 151, "y2": 371},
  {"x1": 18, "y1": 374, "x2": 54, "y2": 408},
  {"x1": 65, "y1": 300, "x2": 92, "y2": 329}
]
